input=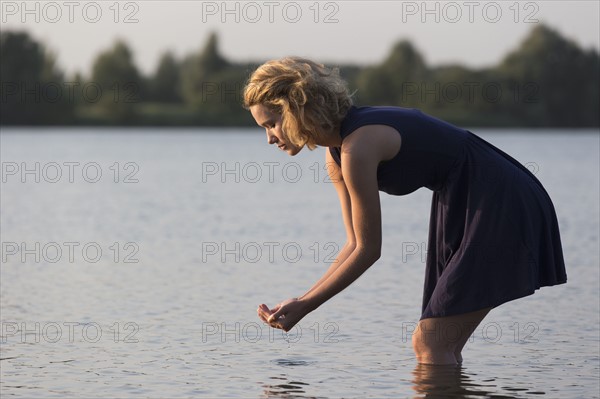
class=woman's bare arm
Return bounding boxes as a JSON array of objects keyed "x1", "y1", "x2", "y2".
[
  {"x1": 265, "y1": 125, "x2": 401, "y2": 330},
  {"x1": 299, "y1": 149, "x2": 356, "y2": 300},
  {"x1": 300, "y1": 131, "x2": 383, "y2": 312}
]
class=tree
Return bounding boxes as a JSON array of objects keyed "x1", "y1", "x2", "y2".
[
  {"x1": 0, "y1": 31, "x2": 74, "y2": 125},
  {"x1": 151, "y1": 51, "x2": 181, "y2": 103},
  {"x1": 355, "y1": 40, "x2": 428, "y2": 106},
  {"x1": 90, "y1": 39, "x2": 143, "y2": 124},
  {"x1": 180, "y1": 32, "x2": 230, "y2": 106},
  {"x1": 498, "y1": 24, "x2": 599, "y2": 126}
]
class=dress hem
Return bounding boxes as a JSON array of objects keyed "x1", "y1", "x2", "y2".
[{"x1": 419, "y1": 279, "x2": 567, "y2": 320}]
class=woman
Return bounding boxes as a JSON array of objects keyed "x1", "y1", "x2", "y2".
[{"x1": 243, "y1": 57, "x2": 567, "y2": 365}]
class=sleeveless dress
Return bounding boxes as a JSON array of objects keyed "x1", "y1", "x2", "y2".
[{"x1": 329, "y1": 105, "x2": 567, "y2": 319}]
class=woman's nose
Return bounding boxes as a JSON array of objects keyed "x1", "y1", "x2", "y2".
[{"x1": 267, "y1": 133, "x2": 278, "y2": 145}]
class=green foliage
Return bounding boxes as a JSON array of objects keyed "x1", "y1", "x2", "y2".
[
  {"x1": 1, "y1": 25, "x2": 598, "y2": 127},
  {"x1": 0, "y1": 31, "x2": 75, "y2": 125},
  {"x1": 356, "y1": 40, "x2": 428, "y2": 106},
  {"x1": 150, "y1": 52, "x2": 181, "y2": 103},
  {"x1": 89, "y1": 39, "x2": 143, "y2": 124},
  {"x1": 180, "y1": 32, "x2": 230, "y2": 106},
  {"x1": 498, "y1": 25, "x2": 599, "y2": 126}
]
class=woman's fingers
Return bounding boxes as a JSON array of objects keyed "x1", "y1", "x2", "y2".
[
  {"x1": 257, "y1": 310, "x2": 268, "y2": 323},
  {"x1": 258, "y1": 304, "x2": 270, "y2": 313},
  {"x1": 258, "y1": 304, "x2": 285, "y2": 329},
  {"x1": 268, "y1": 306, "x2": 287, "y2": 323},
  {"x1": 269, "y1": 305, "x2": 281, "y2": 314},
  {"x1": 256, "y1": 302, "x2": 293, "y2": 330},
  {"x1": 257, "y1": 298, "x2": 304, "y2": 332},
  {"x1": 273, "y1": 317, "x2": 291, "y2": 332},
  {"x1": 257, "y1": 304, "x2": 273, "y2": 323}
]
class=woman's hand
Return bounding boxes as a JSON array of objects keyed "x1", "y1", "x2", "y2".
[{"x1": 256, "y1": 298, "x2": 309, "y2": 332}]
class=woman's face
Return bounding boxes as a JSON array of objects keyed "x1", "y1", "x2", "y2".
[{"x1": 250, "y1": 104, "x2": 303, "y2": 156}]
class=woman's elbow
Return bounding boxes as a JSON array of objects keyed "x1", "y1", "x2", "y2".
[
  {"x1": 345, "y1": 240, "x2": 357, "y2": 252},
  {"x1": 356, "y1": 244, "x2": 381, "y2": 263},
  {"x1": 370, "y1": 248, "x2": 382, "y2": 262}
]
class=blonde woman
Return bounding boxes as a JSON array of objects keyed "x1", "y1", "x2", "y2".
[{"x1": 244, "y1": 57, "x2": 567, "y2": 365}]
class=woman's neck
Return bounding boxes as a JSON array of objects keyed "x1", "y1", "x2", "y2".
[{"x1": 317, "y1": 126, "x2": 343, "y2": 148}]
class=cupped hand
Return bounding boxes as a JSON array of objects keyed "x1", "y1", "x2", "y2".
[
  {"x1": 256, "y1": 298, "x2": 309, "y2": 332},
  {"x1": 257, "y1": 303, "x2": 273, "y2": 324}
]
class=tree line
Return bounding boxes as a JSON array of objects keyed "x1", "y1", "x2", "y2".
[{"x1": 1, "y1": 25, "x2": 598, "y2": 127}]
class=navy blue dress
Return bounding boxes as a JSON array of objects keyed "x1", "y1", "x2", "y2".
[{"x1": 329, "y1": 105, "x2": 567, "y2": 319}]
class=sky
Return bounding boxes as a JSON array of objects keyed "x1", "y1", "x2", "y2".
[{"x1": 2, "y1": 0, "x2": 599, "y2": 76}]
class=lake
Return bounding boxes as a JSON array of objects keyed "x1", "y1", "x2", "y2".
[{"x1": 1, "y1": 128, "x2": 598, "y2": 398}]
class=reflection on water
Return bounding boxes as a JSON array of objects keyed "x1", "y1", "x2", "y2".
[
  {"x1": 411, "y1": 364, "x2": 498, "y2": 398},
  {"x1": 411, "y1": 363, "x2": 551, "y2": 398},
  {"x1": 259, "y1": 363, "x2": 547, "y2": 399},
  {"x1": 261, "y1": 359, "x2": 318, "y2": 398},
  {"x1": 272, "y1": 359, "x2": 317, "y2": 367},
  {"x1": 261, "y1": 374, "x2": 312, "y2": 399}
]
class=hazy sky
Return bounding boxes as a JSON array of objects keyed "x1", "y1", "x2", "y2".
[{"x1": 2, "y1": 0, "x2": 599, "y2": 76}]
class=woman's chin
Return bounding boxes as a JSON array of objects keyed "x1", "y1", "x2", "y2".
[{"x1": 286, "y1": 146, "x2": 302, "y2": 156}]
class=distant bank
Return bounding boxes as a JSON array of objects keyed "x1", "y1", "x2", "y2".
[{"x1": 1, "y1": 25, "x2": 598, "y2": 128}]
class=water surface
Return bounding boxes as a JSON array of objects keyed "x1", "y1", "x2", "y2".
[{"x1": 1, "y1": 128, "x2": 598, "y2": 398}]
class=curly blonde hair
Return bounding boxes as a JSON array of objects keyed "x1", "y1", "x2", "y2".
[{"x1": 243, "y1": 57, "x2": 353, "y2": 150}]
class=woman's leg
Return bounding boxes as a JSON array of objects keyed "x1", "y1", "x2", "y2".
[
  {"x1": 412, "y1": 307, "x2": 491, "y2": 365},
  {"x1": 451, "y1": 307, "x2": 492, "y2": 363}
]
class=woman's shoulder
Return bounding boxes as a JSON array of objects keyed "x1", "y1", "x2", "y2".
[
  {"x1": 339, "y1": 105, "x2": 422, "y2": 138},
  {"x1": 341, "y1": 124, "x2": 402, "y2": 163}
]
